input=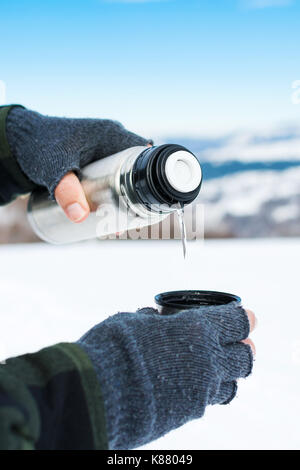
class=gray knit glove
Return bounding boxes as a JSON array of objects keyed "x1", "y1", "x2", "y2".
[
  {"x1": 77, "y1": 303, "x2": 253, "y2": 450},
  {"x1": 6, "y1": 107, "x2": 149, "y2": 199}
]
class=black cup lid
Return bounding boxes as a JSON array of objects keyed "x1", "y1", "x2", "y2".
[{"x1": 155, "y1": 290, "x2": 241, "y2": 309}]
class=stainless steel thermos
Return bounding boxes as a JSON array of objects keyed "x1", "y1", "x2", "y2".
[{"x1": 28, "y1": 144, "x2": 202, "y2": 244}]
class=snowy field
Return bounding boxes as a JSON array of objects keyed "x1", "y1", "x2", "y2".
[{"x1": 0, "y1": 238, "x2": 299, "y2": 450}]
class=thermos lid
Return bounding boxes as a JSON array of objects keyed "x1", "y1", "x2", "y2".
[
  {"x1": 133, "y1": 144, "x2": 202, "y2": 208},
  {"x1": 164, "y1": 150, "x2": 202, "y2": 193}
]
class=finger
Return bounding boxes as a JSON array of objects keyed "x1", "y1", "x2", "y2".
[
  {"x1": 219, "y1": 342, "x2": 254, "y2": 382},
  {"x1": 242, "y1": 338, "x2": 256, "y2": 357},
  {"x1": 245, "y1": 309, "x2": 257, "y2": 333},
  {"x1": 211, "y1": 381, "x2": 238, "y2": 405},
  {"x1": 202, "y1": 304, "x2": 251, "y2": 345},
  {"x1": 55, "y1": 172, "x2": 90, "y2": 223}
]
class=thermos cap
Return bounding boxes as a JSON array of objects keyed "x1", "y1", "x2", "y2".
[
  {"x1": 133, "y1": 144, "x2": 203, "y2": 208},
  {"x1": 164, "y1": 151, "x2": 202, "y2": 193}
]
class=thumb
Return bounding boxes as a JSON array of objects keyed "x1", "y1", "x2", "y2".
[{"x1": 54, "y1": 172, "x2": 90, "y2": 223}]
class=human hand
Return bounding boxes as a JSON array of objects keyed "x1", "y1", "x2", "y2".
[
  {"x1": 77, "y1": 303, "x2": 256, "y2": 449},
  {"x1": 6, "y1": 107, "x2": 151, "y2": 222}
]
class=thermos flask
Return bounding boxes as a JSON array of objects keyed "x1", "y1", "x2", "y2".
[{"x1": 28, "y1": 144, "x2": 202, "y2": 244}]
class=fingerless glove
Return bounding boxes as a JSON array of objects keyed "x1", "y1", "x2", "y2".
[
  {"x1": 5, "y1": 107, "x2": 149, "y2": 200},
  {"x1": 77, "y1": 303, "x2": 253, "y2": 450}
]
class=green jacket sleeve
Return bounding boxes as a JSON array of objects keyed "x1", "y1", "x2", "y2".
[{"x1": 0, "y1": 343, "x2": 108, "y2": 450}]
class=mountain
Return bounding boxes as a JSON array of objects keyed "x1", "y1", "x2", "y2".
[
  {"x1": 0, "y1": 198, "x2": 39, "y2": 244},
  {"x1": 169, "y1": 126, "x2": 300, "y2": 238},
  {"x1": 201, "y1": 167, "x2": 300, "y2": 238},
  {"x1": 169, "y1": 125, "x2": 300, "y2": 162}
]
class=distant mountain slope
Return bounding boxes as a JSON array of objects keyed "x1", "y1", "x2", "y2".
[
  {"x1": 199, "y1": 167, "x2": 300, "y2": 238},
  {"x1": 169, "y1": 126, "x2": 300, "y2": 163},
  {"x1": 169, "y1": 128, "x2": 300, "y2": 237}
]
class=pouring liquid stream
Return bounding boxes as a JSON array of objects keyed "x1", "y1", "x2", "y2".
[{"x1": 176, "y1": 203, "x2": 187, "y2": 259}]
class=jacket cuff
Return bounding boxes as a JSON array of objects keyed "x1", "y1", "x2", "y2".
[
  {"x1": 0, "y1": 105, "x2": 35, "y2": 205},
  {"x1": 0, "y1": 343, "x2": 108, "y2": 450}
]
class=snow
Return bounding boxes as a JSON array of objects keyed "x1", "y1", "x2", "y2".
[
  {"x1": 200, "y1": 167, "x2": 300, "y2": 231},
  {"x1": 272, "y1": 203, "x2": 300, "y2": 223},
  {"x1": 0, "y1": 238, "x2": 299, "y2": 450}
]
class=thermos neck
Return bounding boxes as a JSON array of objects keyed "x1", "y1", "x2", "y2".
[{"x1": 132, "y1": 144, "x2": 202, "y2": 209}]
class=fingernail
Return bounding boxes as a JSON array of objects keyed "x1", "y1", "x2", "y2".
[{"x1": 66, "y1": 203, "x2": 87, "y2": 222}]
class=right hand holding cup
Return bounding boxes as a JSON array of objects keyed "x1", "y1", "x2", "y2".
[{"x1": 77, "y1": 301, "x2": 256, "y2": 449}]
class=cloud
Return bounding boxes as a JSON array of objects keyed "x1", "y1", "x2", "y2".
[{"x1": 243, "y1": 0, "x2": 293, "y2": 8}]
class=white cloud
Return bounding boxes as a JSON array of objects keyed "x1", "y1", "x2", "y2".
[
  {"x1": 243, "y1": 0, "x2": 293, "y2": 8},
  {"x1": 200, "y1": 128, "x2": 300, "y2": 162}
]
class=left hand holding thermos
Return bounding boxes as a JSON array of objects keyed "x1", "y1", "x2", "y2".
[{"x1": 5, "y1": 106, "x2": 149, "y2": 221}]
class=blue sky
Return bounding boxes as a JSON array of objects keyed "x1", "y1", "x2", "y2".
[{"x1": 0, "y1": 0, "x2": 300, "y2": 138}]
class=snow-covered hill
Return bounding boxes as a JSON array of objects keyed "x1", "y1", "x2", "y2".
[
  {"x1": 174, "y1": 125, "x2": 300, "y2": 162},
  {"x1": 200, "y1": 166, "x2": 300, "y2": 237},
  {"x1": 175, "y1": 127, "x2": 300, "y2": 237}
]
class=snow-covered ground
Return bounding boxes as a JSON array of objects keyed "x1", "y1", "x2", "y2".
[{"x1": 0, "y1": 238, "x2": 299, "y2": 450}]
